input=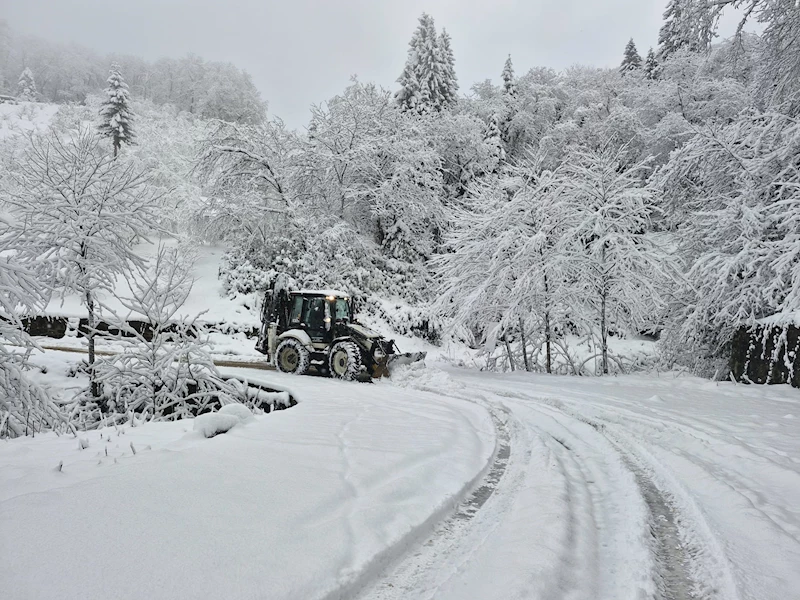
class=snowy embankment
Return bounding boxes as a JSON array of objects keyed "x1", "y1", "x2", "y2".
[{"x1": 0, "y1": 362, "x2": 494, "y2": 600}]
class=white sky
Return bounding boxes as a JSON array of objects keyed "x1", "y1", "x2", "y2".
[{"x1": 2, "y1": 0, "x2": 753, "y2": 128}]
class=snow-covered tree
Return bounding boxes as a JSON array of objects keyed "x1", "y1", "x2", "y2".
[
  {"x1": 658, "y1": 0, "x2": 715, "y2": 60},
  {"x1": 620, "y1": 39, "x2": 643, "y2": 73},
  {"x1": 644, "y1": 47, "x2": 658, "y2": 79},
  {"x1": 98, "y1": 64, "x2": 135, "y2": 157},
  {"x1": 554, "y1": 145, "x2": 673, "y2": 375},
  {"x1": 0, "y1": 243, "x2": 68, "y2": 438},
  {"x1": 438, "y1": 29, "x2": 459, "y2": 107},
  {"x1": 501, "y1": 55, "x2": 516, "y2": 96},
  {"x1": 395, "y1": 13, "x2": 451, "y2": 114},
  {"x1": 17, "y1": 67, "x2": 36, "y2": 100},
  {"x1": 434, "y1": 164, "x2": 572, "y2": 373},
  {"x1": 97, "y1": 245, "x2": 233, "y2": 422},
  {"x1": 483, "y1": 113, "x2": 506, "y2": 171},
  {"x1": 1, "y1": 127, "x2": 164, "y2": 405},
  {"x1": 660, "y1": 111, "x2": 800, "y2": 365}
]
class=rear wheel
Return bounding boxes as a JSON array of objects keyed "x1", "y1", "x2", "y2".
[
  {"x1": 275, "y1": 338, "x2": 310, "y2": 375},
  {"x1": 328, "y1": 340, "x2": 363, "y2": 381}
]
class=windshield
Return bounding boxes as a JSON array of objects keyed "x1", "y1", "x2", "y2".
[{"x1": 333, "y1": 298, "x2": 350, "y2": 321}]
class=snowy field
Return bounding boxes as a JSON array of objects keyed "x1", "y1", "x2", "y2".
[
  {"x1": 2, "y1": 352, "x2": 799, "y2": 600},
  {"x1": 0, "y1": 100, "x2": 59, "y2": 139}
]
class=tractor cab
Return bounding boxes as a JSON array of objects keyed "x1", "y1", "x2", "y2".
[{"x1": 285, "y1": 291, "x2": 353, "y2": 343}]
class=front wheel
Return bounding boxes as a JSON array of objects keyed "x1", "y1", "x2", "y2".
[
  {"x1": 275, "y1": 338, "x2": 310, "y2": 375},
  {"x1": 328, "y1": 340, "x2": 363, "y2": 381}
]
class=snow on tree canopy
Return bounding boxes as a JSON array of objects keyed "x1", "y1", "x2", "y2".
[
  {"x1": 657, "y1": 0, "x2": 715, "y2": 60},
  {"x1": 502, "y1": 55, "x2": 516, "y2": 96},
  {"x1": 17, "y1": 68, "x2": 37, "y2": 101},
  {"x1": 620, "y1": 39, "x2": 643, "y2": 73},
  {"x1": 98, "y1": 63, "x2": 135, "y2": 157},
  {"x1": 395, "y1": 13, "x2": 457, "y2": 114}
]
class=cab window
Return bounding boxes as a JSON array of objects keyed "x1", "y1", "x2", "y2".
[
  {"x1": 289, "y1": 296, "x2": 303, "y2": 324},
  {"x1": 334, "y1": 298, "x2": 350, "y2": 321},
  {"x1": 303, "y1": 297, "x2": 326, "y2": 331}
]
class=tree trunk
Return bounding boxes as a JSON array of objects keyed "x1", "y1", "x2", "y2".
[
  {"x1": 600, "y1": 287, "x2": 608, "y2": 375},
  {"x1": 503, "y1": 332, "x2": 515, "y2": 372},
  {"x1": 519, "y1": 317, "x2": 531, "y2": 372},
  {"x1": 85, "y1": 289, "x2": 102, "y2": 402},
  {"x1": 544, "y1": 311, "x2": 552, "y2": 374},
  {"x1": 543, "y1": 271, "x2": 552, "y2": 374}
]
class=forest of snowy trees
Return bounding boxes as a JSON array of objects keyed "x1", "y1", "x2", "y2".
[
  {"x1": 0, "y1": 20, "x2": 265, "y2": 123},
  {"x1": 1, "y1": 0, "x2": 800, "y2": 436}
]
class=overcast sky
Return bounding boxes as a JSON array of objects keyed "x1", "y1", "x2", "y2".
[{"x1": 2, "y1": 0, "x2": 750, "y2": 128}]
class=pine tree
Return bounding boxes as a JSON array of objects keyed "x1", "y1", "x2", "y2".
[
  {"x1": 658, "y1": 0, "x2": 715, "y2": 61},
  {"x1": 620, "y1": 39, "x2": 643, "y2": 73},
  {"x1": 501, "y1": 55, "x2": 516, "y2": 96},
  {"x1": 644, "y1": 47, "x2": 659, "y2": 79},
  {"x1": 484, "y1": 113, "x2": 506, "y2": 170},
  {"x1": 17, "y1": 67, "x2": 36, "y2": 101},
  {"x1": 98, "y1": 64, "x2": 135, "y2": 157},
  {"x1": 395, "y1": 13, "x2": 450, "y2": 114},
  {"x1": 438, "y1": 29, "x2": 459, "y2": 107}
]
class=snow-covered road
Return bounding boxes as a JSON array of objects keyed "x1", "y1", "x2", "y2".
[
  {"x1": 3, "y1": 358, "x2": 799, "y2": 600},
  {"x1": 363, "y1": 366, "x2": 800, "y2": 600}
]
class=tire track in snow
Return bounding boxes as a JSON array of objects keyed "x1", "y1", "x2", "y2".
[
  {"x1": 526, "y1": 399, "x2": 725, "y2": 600},
  {"x1": 354, "y1": 404, "x2": 513, "y2": 600}
]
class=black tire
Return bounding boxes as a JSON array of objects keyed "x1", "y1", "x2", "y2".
[
  {"x1": 328, "y1": 340, "x2": 363, "y2": 381},
  {"x1": 275, "y1": 338, "x2": 311, "y2": 375}
]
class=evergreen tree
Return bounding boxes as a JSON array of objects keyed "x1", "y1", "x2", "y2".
[
  {"x1": 395, "y1": 13, "x2": 450, "y2": 114},
  {"x1": 438, "y1": 29, "x2": 459, "y2": 107},
  {"x1": 98, "y1": 64, "x2": 135, "y2": 157},
  {"x1": 501, "y1": 55, "x2": 516, "y2": 96},
  {"x1": 619, "y1": 39, "x2": 643, "y2": 73},
  {"x1": 484, "y1": 113, "x2": 506, "y2": 171},
  {"x1": 644, "y1": 47, "x2": 659, "y2": 79},
  {"x1": 17, "y1": 67, "x2": 36, "y2": 101},
  {"x1": 658, "y1": 0, "x2": 715, "y2": 61}
]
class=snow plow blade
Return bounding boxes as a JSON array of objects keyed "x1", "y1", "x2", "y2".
[{"x1": 371, "y1": 352, "x2": 427, "y2": 378}]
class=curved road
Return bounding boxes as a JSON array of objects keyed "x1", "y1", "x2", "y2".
[{"x1": 354, "y1": 366, "x2": 800, "y2": 600}]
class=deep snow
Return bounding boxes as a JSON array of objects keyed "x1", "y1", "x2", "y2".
[
  {"x1": 2, "y1": 353, "x2": 799, "y2": 600},
  {"x1": 0, "y1": 354, "x2": 494, "y2": 600}
]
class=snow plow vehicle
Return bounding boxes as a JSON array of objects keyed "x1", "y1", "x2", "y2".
[{"x1": 255, "y1": 284, "x2": 425, "y2": 381}]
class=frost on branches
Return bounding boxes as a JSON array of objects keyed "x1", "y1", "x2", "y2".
[
  {"x1": 95, "y1": 246, "x2": 234, "y2": 424},
  {"x1": 659, "y1": 111, "x2": 800, "y2": 373},
  {"x1": 98, "y1": 64, "x2": 135, "y2": 157},
  {"x1": 1, "y1": 127, "x2": 163, "y2": 405},
  {"x1": 0, "y1": 244, "x2": 68, "y2": 438}
]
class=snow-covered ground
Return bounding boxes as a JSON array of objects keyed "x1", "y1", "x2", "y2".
[
  {"x1": 3, "y1": 351, "x2": 799, "y2": 600},
  {"x1": 0, "y1": 100, "x2": 59, "y2": 139},
  {"x1": 376, "y1": 366, "x2": 800, "y2": 600},
  {"x1": 1, "y1": 352, "x2": 494, "y2": 600}
]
